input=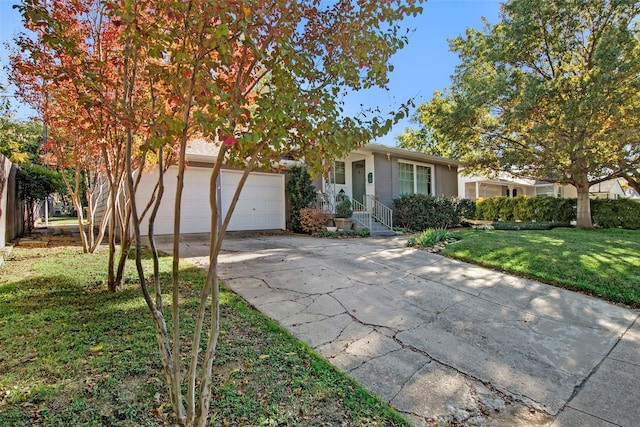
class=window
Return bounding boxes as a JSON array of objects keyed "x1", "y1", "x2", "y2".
[
  {"x1": 399, "y1": 162, "x2": 432, "y2": 195},
  {"x1": 330, "y1": 161, "x2": 345, "y2": 185}
]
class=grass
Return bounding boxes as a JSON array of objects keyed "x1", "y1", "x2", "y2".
[
  {"x1": 0, "y1": 234, "x2": 409, "y2": 426},
  {"x1": 444, "y1": 227, "x2": 640, "y2": 308},
  {"x1": 40, "y1": 216, "x2": 82, "y2": 225}
]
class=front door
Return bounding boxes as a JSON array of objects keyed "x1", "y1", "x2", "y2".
[{"x1": 352, "y1": 160, "x2": 366, "y2": 205}]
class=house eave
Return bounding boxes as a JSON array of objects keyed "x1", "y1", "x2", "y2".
[{"x1": 359, "y1": 143, "x2": 464, "y2": 167}]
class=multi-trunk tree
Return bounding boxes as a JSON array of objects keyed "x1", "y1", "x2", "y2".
[
  {"x1": 12, "y1": 1, "x2": 423, "y2": 425},
  {"x1": 399, "y1": 0, "x2": 640, "y2": 228}
]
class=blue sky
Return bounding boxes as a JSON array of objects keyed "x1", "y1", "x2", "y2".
[{"x1": 0, "y1": 0, "x2": 501, "y2": 146}]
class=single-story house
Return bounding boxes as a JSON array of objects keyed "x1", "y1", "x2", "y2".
[
  {"x1": 458, "y1": 172, "x2": 627, "y2": 201},
  {"x1": 113, "y1": 141, "x2": 461, "y2": 236},
  {"x1": 315, "y1": 143, "x2": 461, "y2": 233}
]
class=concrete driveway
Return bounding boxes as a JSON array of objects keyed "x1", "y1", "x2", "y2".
[{"x1": 166, "y1": 233, "x2": 640, "y2": 426}]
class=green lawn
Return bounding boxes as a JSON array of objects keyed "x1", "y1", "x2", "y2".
[
  {"x1": 0, "y1": 239, "x2": 408, "y2": 426},
  {"x1": 444, "y1": 227, "x2": 640, "y2": 308}
]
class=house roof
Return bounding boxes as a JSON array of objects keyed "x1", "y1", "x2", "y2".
[
  {"x1": 183, "y1": 139, "x2": 465, "y2": 168},
  {"x1": 360, "y1": 143, "x2": 464, "y2": 167},
  {"x1": 185, "y1": 138, "x2": 220, "y2": 163},
  {"x1": 589, "y1": 179, "x2": 622, "y2": 193}
]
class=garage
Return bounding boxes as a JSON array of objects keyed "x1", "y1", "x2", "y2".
[
  {"x1": 220, "y1": 169, "x2": 286, "y2": 232},
  {"x1": 135, "y1": 166, "x2": 285, "y2": 235}
]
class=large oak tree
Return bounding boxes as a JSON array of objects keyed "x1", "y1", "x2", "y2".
[{"x1": 400, "y1": 0, "x2": 640, "y2": 228}]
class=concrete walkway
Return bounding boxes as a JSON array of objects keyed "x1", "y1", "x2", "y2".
[{"x1": 164, "y1": 233, "x2": 639, "y2": 426}]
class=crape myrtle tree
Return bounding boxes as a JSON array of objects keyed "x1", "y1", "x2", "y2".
[
  {"x1": 399, "y1": 0, "x2": 640, "y2": 228},
  {"x1": 14, "y1": 0, "x2": 423, "y2": 425},
  {"x1": 11, "y1": 0, "x2": 170, "y2": 291},
  {"x1": 11, "y1": 1, "x2": 115, "y2": 254},
  {"x1": 117, "y1": 2, "x2": 422, "y2": 425}
]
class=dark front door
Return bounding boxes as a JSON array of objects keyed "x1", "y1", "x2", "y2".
[{"x1": 352, "y1": 160, "x2": 366, "y2": 205}]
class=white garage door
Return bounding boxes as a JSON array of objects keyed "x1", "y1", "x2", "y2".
[
  {"x1": 220, "y1": 170, "x2": 285, "y2": 231},
  {"x1": 135, "y1": 167, "x2": 285, "y2": 235}
]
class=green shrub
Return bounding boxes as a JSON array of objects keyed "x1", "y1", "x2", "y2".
[
  {"x1": 316, "y1": 228, "x2": 370, "y2": 238},
  {"x1": 335, "y1": 195, "x2": 353, "y2": 218},
  {"x1": 407, "y1": 228, "x2": 450, "y2": 247},
  {"x1": 286, "y1": 166, "x2": 316, "y2": 233},
  {"x1": 453, "y1": 197, "x2": 476, "y2": 220},
  {"x1": 475, "y1": 196, "x2": 640, "y2": 229},
  {"x1": 394, "y1": 194, "x2": 471, "y2": 231},
  {"x1": 476, "y1": 196, "x2": 576, "y2": 223},
  {"x1": 491, "y1": 221, "x2": 569, "y2": 230},
  {"x1": 591, "y1": 198, "x2": 640, "y2": 229}
]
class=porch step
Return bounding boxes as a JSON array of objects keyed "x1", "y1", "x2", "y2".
[
  {"x1": 354, "y1": 218, "x2": 395, "y2": 236},
  {"x1": 369, "y1": 222, "x2": 396, "y2": 237}
]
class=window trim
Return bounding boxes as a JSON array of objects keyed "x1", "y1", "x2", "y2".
[
  {"x1": 398, "y1": 160, "x2": 434, "y2": 195},
  {"x1": 330, "y1": 161, "x2": 346, "y2": 185}
]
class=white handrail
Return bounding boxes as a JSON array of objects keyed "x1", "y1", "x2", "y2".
[
  {"x1": 352, "y1": 198, "x2": 372, "y2": 230},
  {"x1": 366, "y1": 195, "x2": 393, "y2": 230}
]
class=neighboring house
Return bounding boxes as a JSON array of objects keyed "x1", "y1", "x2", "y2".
[
  {"x1": 1, "y1": 154, "x2": 23, "y2": 253},
  {"x1": 316, "y1": 143, "x2": 462, "y2": 234},
  {"x1": 625, "y1": 188, "x2": 640, "y2": 200},
  {"x1": 100, "y1": 141, "x2": 461, "y2": 236},
  {"x1": 458, "y1": 172, "x2": 627, "y2": 201}
]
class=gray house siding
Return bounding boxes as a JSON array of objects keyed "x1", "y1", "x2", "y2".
[
  {"x1": 373, "y1": 153, "x2": 394, "y2": 207},
  {"x1": 373, "y1": 153, "x2": 458, "y2": 208},
  {"x1": 434, "y1": 164, "x2": 458, "y2": 197}
]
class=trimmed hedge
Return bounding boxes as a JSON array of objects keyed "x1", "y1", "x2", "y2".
[
  {"x1": 475, "y1": 196, "x2": 640, "y2": 229},
  {"x1": 592, "y1": 198, "x2": 640, "y2": 229},
  {"x1": 393, "y1": 194, "x2": 475, "y2": 231},
  {"x1": 475, "y1": 196, "x2": 575, "y2": 223},
  {"x1": 491, "y1": 221, "x2": 569, "y2": 230}
]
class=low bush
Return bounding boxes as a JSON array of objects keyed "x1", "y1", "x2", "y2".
[
  {"x1": 394, "y1": 194, "x2": 472, "y2": 231},
  {"x1": 316, "y1": 228, "x2": 370, "y2": 238},
  {"x1": 407, "y1": 227, "x2": 450, "y2": 247},
  {"x1": 299, "y1": 208, "x2": 333, "y2": 234},
  {"x1": 491, "y1": 221, "x2": 570, "y2": 230}
]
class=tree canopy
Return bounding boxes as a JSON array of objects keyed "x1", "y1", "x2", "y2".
[
  {"x1": 399, "y1": 0, "x2": 640, "y2": 228},
  {"x1": 10, "y1": 1, "x2": 423, "y2": 426}
]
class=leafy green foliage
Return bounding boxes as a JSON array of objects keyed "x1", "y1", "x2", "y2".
[
  {"x1": 444, "y1": 228, "x2": 640, "y2": 308},
  {"x1": 16, "y1": 163, "x2": 66, "y2": 232},
  {"x1": 591, "y1": 198, "x2": 640, "y2": 229},
  {"x1": 286, "y1": 166, "x2": 316, "y2": 233},
  {"x1": 491, "y1": 221, "x2": 569, "y2": 230},
  {"x1": 0, "y1": 117, "x2": 44, "y2": 165},
  {"x1": 316, "y1": 228, "x2": 370, "y2": 238},
  {"x1": 407, "y1": 227, "x2": 450, "y2": 247},
  {"x1": 335, "y1": 195, "x2": 353, "y2": 218},
  {"x1": 16, "y1": 164, "x2": 64, "y2": 204},
  {"x1": 475, "y1": 196, "x2": 576, "y2": 223},
  {"x1": 475, "y1": 196, "x2": 640, "y2": 229},
  {"x1": 393, "y1": 194, "x2": 473, "y2": 231},
  {"x1": 401, "y1": 0, "x2": 640, "y2": 228}
]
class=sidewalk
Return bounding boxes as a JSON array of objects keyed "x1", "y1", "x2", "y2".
[{"x1": 162, "y1": 233, "x2": 640, "y2": 426}]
